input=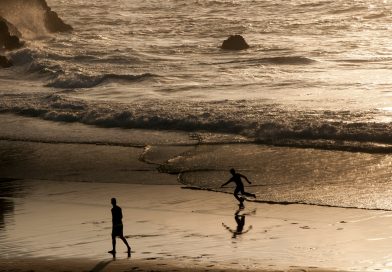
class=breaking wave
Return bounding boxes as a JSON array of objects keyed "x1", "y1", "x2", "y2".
[
  {"x1": 1, "y1": 93, "x2": 392, "y2": 153},
  {"x1": 46, "y1": 73, "x2": 155, "y2": 88},
  {"x1": 224, "y1": 56, "x2": 316, "y2": 66}
]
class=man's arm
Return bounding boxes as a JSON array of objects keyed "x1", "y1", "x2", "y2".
[{"x1": 239, "y1": 174, "x2": 251, "y2": 184}]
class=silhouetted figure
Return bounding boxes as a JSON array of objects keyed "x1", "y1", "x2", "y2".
[
  {"x1": 108, "y1": 198, "x2": 131, "y2": 257},
  {"x1": 221, "y1": 168, "x2": 256, "y2": 208},
  {"x1": 222, "y1": 208, "x2": 255, "y2": 238}
]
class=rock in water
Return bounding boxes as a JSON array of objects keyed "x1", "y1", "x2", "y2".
[
  {"x1": 0, "y1": 0, "x2": 72, "y2": 34},
  {"x1": 0, "y1": 55, "x2": 12, "y2": 68},
  {"x1": 221, "y1": 35, "x2": 249, "y2": 50},
  {"x1": 0, "y1": 19, "x2": 23, "y2": 50},
  {"x1": 4, "y1": 35, "x2": 22, "y2": 50},
  {"x1": 44, "y1": 9, "x2": 73, "y2": 32},
  {"x1": 0, "y1": 17, "x2": 22, "y2": 38},
  {"x1": 36, "y1": 0, "x2": 73, "y2": 32}
]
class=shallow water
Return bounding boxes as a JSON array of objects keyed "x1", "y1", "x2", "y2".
[
  {"x1": 2, "y1": 1, "x2": 392, "y2": 211},
  {"x1": 1, "y1": 115, "x2": 392, "y2": 211}
]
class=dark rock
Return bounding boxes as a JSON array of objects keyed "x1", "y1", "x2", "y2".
[
  {"x1": 36, "y1": 0, "x2": 73, "y2": 32},
  {"x1": 0, "y1": 17, "x2": 21, "y2": 38},
  {"x1": 44, "y1": 10, "x2": 73, "y2": 33},
  {"x1": 0, "y1": 0, "x2": 72, "y2": 34},
  {"x1": 4, "y1": 35, "x2": 22, "y2": 50},
  {"x1": 0, "y1": 55, "x2": 12, "y2": 68},
  {"x1": 221, "y1": 35, "x2": 249, "y2": 50},
  {"x1": 36, "y1": 0, "x2": 50, "y2": 10},
  {"x1": 0, "y1": 18, "x2": 23, "y2": 50}
]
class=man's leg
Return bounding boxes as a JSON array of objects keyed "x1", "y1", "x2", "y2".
[
  {"x1": 108, "y1": 234, "x2": 116, "y2": 254},
  {"x1": 120, "y1": 235, "x2": 131, "y2": 252}
]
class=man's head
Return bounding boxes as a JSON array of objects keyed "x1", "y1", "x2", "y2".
[
  {"x1": 230, "y1": 168, "x2": 236, "y2": 175},
  {"x1": 111, "y1": 198, "x2": 117, "y2": 206}
]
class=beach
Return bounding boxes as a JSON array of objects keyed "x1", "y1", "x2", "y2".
[
  {"x1": 1, "y1": 115, "x2": 392, "y2": 271},
  {"x1": 3, "y1": 0, "x2": 392, "y2": 270},
  {"x1": 1, "y1": 180, "x2": 392, "y2": 272}
]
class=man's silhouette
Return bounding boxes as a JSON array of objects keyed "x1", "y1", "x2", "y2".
[
  {"x1": 221, "y1": 168, "x2": 256, "y2": 208},
  {"x1": 108, "y1": 198, "x2": 131, "y2": 256}
]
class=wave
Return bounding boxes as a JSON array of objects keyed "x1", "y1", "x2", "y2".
[
  {"x1": 9, "y1": 48, "x2": 37, "y2": 66},
  {"x1": 1, "y1": 93, "x2": 392, "y2": 153},
  {"x1": 297, "y1": 1, "x2": 334, "y2": 8},
  {"x1": 259, "y1": 56, "x2": 316, "y2": 65},
  {"x1": 45, "y1": 73, "x2": 155, "y2": 89},
  {"x1": 330, "y1": 6, "x2": 368, "y2": 15},
  {"x1": 332, "y1": 57, "x2": 392, "y2": 64},
  {"x1": 8, "y1": 48, "x2": 147, "y2": 87},
  {"x1": 0, "y1": 136, "x2": 146, "y2": 148},
  {"x1": 364, "y1": 12, "x2": 389, "y2": 20},
  {"x1": 223, "y1": 56, "x2": 316, "y2": 66},
  {"x1": 181, "y1": 186, "x2": 392, "y2": 211}
]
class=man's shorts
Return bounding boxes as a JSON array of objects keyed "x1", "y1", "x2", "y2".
[{"x1": 112, "y1": 224, "x2": 124, "y2": 237}]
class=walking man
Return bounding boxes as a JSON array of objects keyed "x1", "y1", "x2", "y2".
[{"x1": 108, "y1": 198, "x2": 131, "y2": 256}]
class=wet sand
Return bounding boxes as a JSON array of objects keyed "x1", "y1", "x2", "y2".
[
  {"x1": 1, "y1": 179, "x2": 392, "y2": 271},
  {"x1": 0, "y1": 257, "x2": 344, "y2": 272}
]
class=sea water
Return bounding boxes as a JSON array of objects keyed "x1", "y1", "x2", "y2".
[{"x1": 1, "y1": 0, "x2": 392, "y2": 209}]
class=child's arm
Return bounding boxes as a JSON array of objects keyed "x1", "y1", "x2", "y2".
[
  {"x1": 221, "y1": 179, "x2": 232, "y2": 187},
  {"x1": 240, "y1": 174, "x2": 252, "y2": 184}
]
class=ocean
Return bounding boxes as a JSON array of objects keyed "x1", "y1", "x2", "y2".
[{"x1": 1, "y1": 0, "x2": 392, "y2": 210}]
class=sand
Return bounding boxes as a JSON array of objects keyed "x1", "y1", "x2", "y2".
[{"x1": 1, "y1": 180, "x2": 392, "y2": 272}]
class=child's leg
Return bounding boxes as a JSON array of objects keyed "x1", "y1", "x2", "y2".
[
  {"x1": 234, "y1": 188, "x2": 243, "y2": 203},
  {"x1": 243, "y1": 191, "x2": 256, "y2": 198}
]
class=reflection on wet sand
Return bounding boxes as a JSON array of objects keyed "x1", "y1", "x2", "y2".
[
  {"x1": 0, "y1": 178, "x2": 27, "y2": 231},
  {"x1": 222, "y1": 208, "x2": 256, "y2": 239},
  {"x1": 0, "y1": 199, "x2": 13, "y2": 230}
]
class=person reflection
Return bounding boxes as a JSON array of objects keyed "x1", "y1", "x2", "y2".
[{"x1": 222, "y1": 208, "x2": 255, "y2": 238}]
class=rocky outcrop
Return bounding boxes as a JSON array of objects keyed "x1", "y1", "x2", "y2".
[
  {"x1": 35, "y1": 0, "x2": 72, "y2": 32},
  {"x1": 0, "y1": 55, "x2": 12, "y2": 68},
  {"x1": 44, "y1": 9, "x2": 73, "y2": 32},
  {"x1": 0, "y1": 0, "x2": 72, "y2": 34},
  {"x1": 0, "y1": 18, "x2": 23, "y2": 50},
  {"x1": 0, "y1": 17, "x2": 22, "y2": 38},
  {"x1": 221, "y1": 35, "x2": 249, "y2": 50}
]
